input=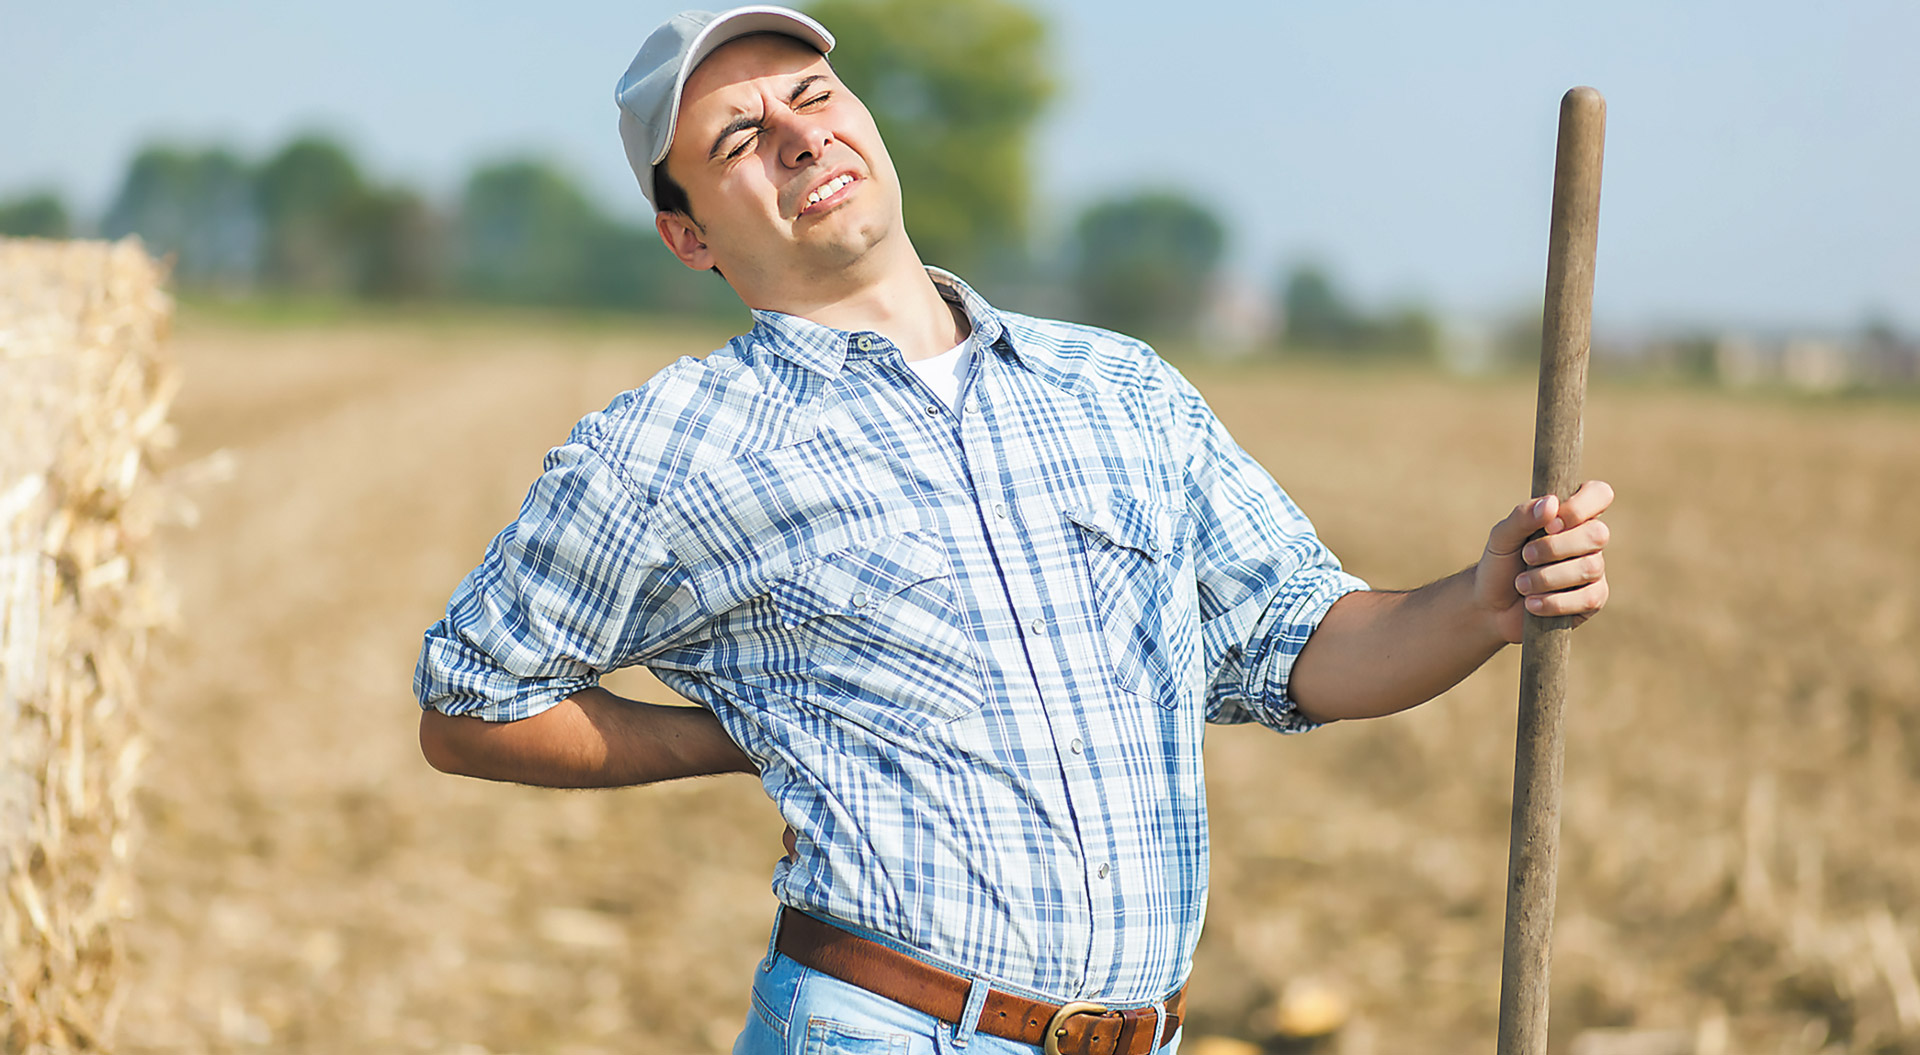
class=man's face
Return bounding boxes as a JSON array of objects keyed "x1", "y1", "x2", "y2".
[{"x1": 656, "y1": 34, "x2": 902, "y2": 291}]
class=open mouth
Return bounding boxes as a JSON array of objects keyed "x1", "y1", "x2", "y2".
[{"x1": 800, "y1": 173, "x2": 858, "y2": 214}]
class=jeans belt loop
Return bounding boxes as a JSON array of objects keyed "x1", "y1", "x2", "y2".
[
  {"x1": 951, "y1": 975, "x2": 992, "y2": 1048},
  {"x1": 762, "y1": 905, "x2": 785, "y2": 973}
]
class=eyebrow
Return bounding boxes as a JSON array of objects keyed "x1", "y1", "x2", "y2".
[
  {"x1": 705, "y1": 74, "x2": 832, "y2": 160},
  {"x1": 786, "y1": 74, "x2": 827, "y2": 106},
  {"x1": 707, "y1": 113, "x2": 763, "y2": 160}
]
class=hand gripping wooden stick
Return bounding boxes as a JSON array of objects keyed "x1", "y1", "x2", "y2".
[{"x1": 1496, "y1": 86, "x2": 1606, "y2": 1055}]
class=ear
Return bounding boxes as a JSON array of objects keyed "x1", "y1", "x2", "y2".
[{"x1": 655, "y1": 211, "x2": 715, "y2": 272}]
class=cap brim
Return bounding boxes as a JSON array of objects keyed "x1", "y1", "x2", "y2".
[{"x1": 652, "y1": 6, "x2": 835, "y2": 166}]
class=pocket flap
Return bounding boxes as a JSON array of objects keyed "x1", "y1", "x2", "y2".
[
  {"x1": 1064, "y1": 490, "x2": 1174, "y2": 561},
  {"x1": 768, "y1": 533, "x2": 950, "y2": 628}
]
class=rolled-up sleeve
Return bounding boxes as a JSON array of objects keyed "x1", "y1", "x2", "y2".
[
  {"x1": 1158, "y1": 369, "x2": 1368, "y2": 733},
  {"x1": 413, "y1": 432, "x2": 697, "y2": 722}
]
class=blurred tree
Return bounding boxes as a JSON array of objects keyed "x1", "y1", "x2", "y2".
[
  {"x1": 1377, "y1": 305, "x2": 1440, "y2": 359},
  {"x1": 1280, "y1": 261, "x2": 1438, "y2": 359},
  {"x1": 344, "y1": 186, "x2": 444, "y2": 301},
  {"x1": 1279, "y1": 262, "x2": 1365, "y2": 350},
  {"x1": 0, "y1": 192, "x2": 73, "y2": 238},
  {"x1": 454, "y1": 158, "x2": 600, "y2": 305},
  {"x1": 102, "y1": 145, "x2": 260, "y2": 288},
  {"x1": 1490, "y1": 308, "x2": 1543, "y2": 369},
  {"x1": 1858, "y1": 312, "x2": 1919, "y2": 385},
  {"x1": 806, "y1": 0, "x2": 1053, "y2": 280},
  {"x1": 255, "y1": 134, "x2": 368, "y2": 292},
  {"x1": 457, "y1": 156, "x2": 737, "y2": 315},
  {"x1": 580, "y1": 220, "x2": 743, "y2": 317},
  {"x1": 579, "y1": 221, "x2": 662, "y2": 308},
  {"x1": 1069, "y1": 190, "x2": 1225, "y2": 338}
]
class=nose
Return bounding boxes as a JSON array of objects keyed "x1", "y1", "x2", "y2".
[{"x1": 775, "y1": 109, "x2": 833, "y2": 170}]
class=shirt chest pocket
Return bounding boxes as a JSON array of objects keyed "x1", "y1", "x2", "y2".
[
  {"x1": 1064, "y1": 491, "x2": 1200, "y2": 711},
  {"x1": 763, "y1": 531, "x2": 988, "y2": 737}
]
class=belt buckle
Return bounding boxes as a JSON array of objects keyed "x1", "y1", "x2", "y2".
[{"x1": 1043, "y1": 1001, "x2": 1110, "y2": 1055}]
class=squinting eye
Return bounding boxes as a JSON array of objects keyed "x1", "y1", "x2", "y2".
[
  {"x1": 799, "y1": 92, "x2": 830, "y2": 108},
  {"x1": 725, "y1": 132, "x2": 759, "y2": 159}
]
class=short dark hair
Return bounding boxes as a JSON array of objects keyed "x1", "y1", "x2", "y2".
[
  {"x1": 652, "y1": 162, "x2": 723, "y2": 278},
  {"x1": 652, "y1": 163, "x2": 694, "y2": 218}
]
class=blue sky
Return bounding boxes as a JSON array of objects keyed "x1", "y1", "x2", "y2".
[{"x1": 3, "y1": 1, "x2": 1912, "y2": 332}]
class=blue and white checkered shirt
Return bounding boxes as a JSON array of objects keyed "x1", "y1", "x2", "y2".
[{"x1": 415, "y1": 270, "x2": 1368, "y2": 1005}]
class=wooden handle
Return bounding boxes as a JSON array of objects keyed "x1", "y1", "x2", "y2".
[{"x1": 1496, "y1": 85, "x2": 1606, "y2": 1055}]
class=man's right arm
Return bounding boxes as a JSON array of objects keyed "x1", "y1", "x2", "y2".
[
  {"x1": 415, "y1": 415, "x2": 752, "y2": 788},
  {"x1": 419, "y1": 686, "x2": 757, "y2": 788}
]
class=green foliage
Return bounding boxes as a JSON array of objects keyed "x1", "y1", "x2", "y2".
[
  {"x1": 1281, "y1": 264, "x2": 1365, "y2": 348},
  {"x1": 453, "y1": 156, "x2": 739, "y2": 316},
  {"x1": 65, "y1": 129, "x2": 766, "y2": 318},
  {"x1": 38, "y1": 0, "x2": 1057, "y2": 319},
  {"x1": 0, "y1": 192, "x2": 72, "y2": 238},
  {"x1": 1279, "y1": 261, "x2": 1438, "y2": 359},
  {"x1": 345, "y1": 187, "x2": 443, "y2": 300},
  {"x1": 103, "y1": 145, "x2": 260, "y2": 286},
  {"x1": 1069, "y1": 190, "x2": 1225, "y2": 338},
  {"x1": 455, "y1": 159, "x2": 601, "y2": 304},
  {"x1": 806, "y1": 0, "x2": 1052, "y2": 278},
  {"x1": 255, "y1": 135, "x2": 370, "y2": 292}
]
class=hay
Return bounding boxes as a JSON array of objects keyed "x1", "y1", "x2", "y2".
[{"x1": 1, "y1": 238, "x2": 176, "y2": 1052}]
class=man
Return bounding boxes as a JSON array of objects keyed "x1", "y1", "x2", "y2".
[{"x1": 414, "y1": 7, "x2": 1614, "y2": 1055}]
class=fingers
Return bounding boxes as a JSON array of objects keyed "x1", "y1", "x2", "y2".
[
  {"x1": 1480, "y1": 481, "x2": 1616, "y2": 628},
  {"x1": 1523, "y1": 575, "x2": 1609, "y2": 617},
  {"x1": 1514, "y1": 551, "x2": 1605, "y2": 595},
  {"x1": 1544, "y1": 479, "x2": 1614, "y2": 534},
  {"x1": 1489, "y1": 480, "x2": 1614, "y2": 551},
  {"x1": 1521, "y1": 518, "x2": 1610, "y2": 566},
  {"x1": 1486, "y1": 494, "x2": 1558, "y2": 557}
]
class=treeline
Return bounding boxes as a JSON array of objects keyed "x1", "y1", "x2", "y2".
[
  {"x1": 0, "y1": 135, "x2": 738, "y2": 317},
  {"x1": 0, "y1": 0, "x2": 1439, "y2": 356}
]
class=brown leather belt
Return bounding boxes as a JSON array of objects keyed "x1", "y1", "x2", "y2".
[{"x1": 775, "y1": 907, "x2": 1186, "y2": 1055}]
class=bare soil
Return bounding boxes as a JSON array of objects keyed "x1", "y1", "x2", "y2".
[{"x1": 120, "y1": 313, "x2": 1920, "y2": 1054}]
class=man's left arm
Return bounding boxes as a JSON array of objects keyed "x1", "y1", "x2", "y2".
[{"x1": 1288, "y1": 480, "x2": 1614, "y2": 724}]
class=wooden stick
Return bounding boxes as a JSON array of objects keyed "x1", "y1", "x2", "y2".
[{"x1": 1496, "y1": 85, "x2": 1606, "y2": 1055}]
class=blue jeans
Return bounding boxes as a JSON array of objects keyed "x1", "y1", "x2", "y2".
[{"x1": 731, "y1": 924, "x2": 1185, "y2": 1055}]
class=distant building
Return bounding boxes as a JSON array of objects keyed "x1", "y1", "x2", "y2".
[
  {"x1": 1197, "y1": 275, "x2": 1277, "y2": 358},
  {"x1": 1707, "y1": 330, "x2": 1918, "y2": 390}
]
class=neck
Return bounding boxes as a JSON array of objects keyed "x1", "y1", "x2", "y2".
[{"x1": 741, "y1": 243, "x2": 970, "y2": 362}]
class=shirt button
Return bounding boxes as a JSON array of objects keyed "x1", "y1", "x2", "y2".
[
  {"x1": 856, "y1": 335, "x2": 877, "y2": 352},
  {"x1": 993, "y1": 502, "x2": 1008, "y2": 520},
  {"x1": 851, "y1": 591, "x2": 870, "y2": 608},
  {"x1": 1096, "y1": 863, "x2": 1110, "y2": 879},
  {"x1": 964, "y1": 397, "x2": 978, "y2": 414},
  {"x1": 1028, "y1": 617, "x2": 1046, "y2": 635},
  {"x1": 1069, "y1": 738, "x2": 1083, "y2": 755},
  {"x1": 926, "y1": 403, "x2": 942, "y2": 416}
]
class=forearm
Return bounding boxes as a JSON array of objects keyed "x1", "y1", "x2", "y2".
[
  {"x1": 1288, "y1": 568, "x2": 1507, "y2": 724},
  {"x1": 418, "y1": 686, "x2": 758, "y2": 788}
]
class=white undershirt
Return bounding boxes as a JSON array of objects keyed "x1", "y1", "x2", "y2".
[{"x1": 905, "y1": 336, "x2": 974, "y2": 414}]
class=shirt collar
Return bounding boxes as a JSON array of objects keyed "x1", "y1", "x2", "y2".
[{"x1": 744, "y1": 268, "x2": 1026, "y2": 378}]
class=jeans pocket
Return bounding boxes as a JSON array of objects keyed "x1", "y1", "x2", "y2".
[
  {"x1": 747, "y1": 952, "x2": 806, "y2": 1038},
  {"x1": 801, "y1": 1017, "x2": 912, "y2": 1055}
]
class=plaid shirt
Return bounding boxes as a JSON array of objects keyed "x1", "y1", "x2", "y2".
[{"x1": 415, "y1": 270, "x2": 1367, "y2": 1005}]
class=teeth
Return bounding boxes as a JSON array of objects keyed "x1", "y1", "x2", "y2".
[{"x1": 806, "y1": 174, "x2": 854, "y2": 206}]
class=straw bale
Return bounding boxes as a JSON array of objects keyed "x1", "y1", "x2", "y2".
[{"x1": 1, "y1": 238, "x2": 175, "y2": 1052}]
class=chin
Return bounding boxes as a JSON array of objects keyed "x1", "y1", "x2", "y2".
[{"x1": 811, "y1": 218, "x2": 894, "y2": 268}]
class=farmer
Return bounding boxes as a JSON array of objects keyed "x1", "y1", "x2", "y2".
[{"x1": 414, "y1": 6, "x2": 1615, "y2": 1054}]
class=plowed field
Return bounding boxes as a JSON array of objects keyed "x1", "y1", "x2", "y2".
[{"x1": 122, "y1": 312, "x2": 1920, "y2": 1054}]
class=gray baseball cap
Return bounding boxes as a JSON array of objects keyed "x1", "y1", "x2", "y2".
[{"x1": 615, "y1": 5, "x2": 836, "y2": 208}]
